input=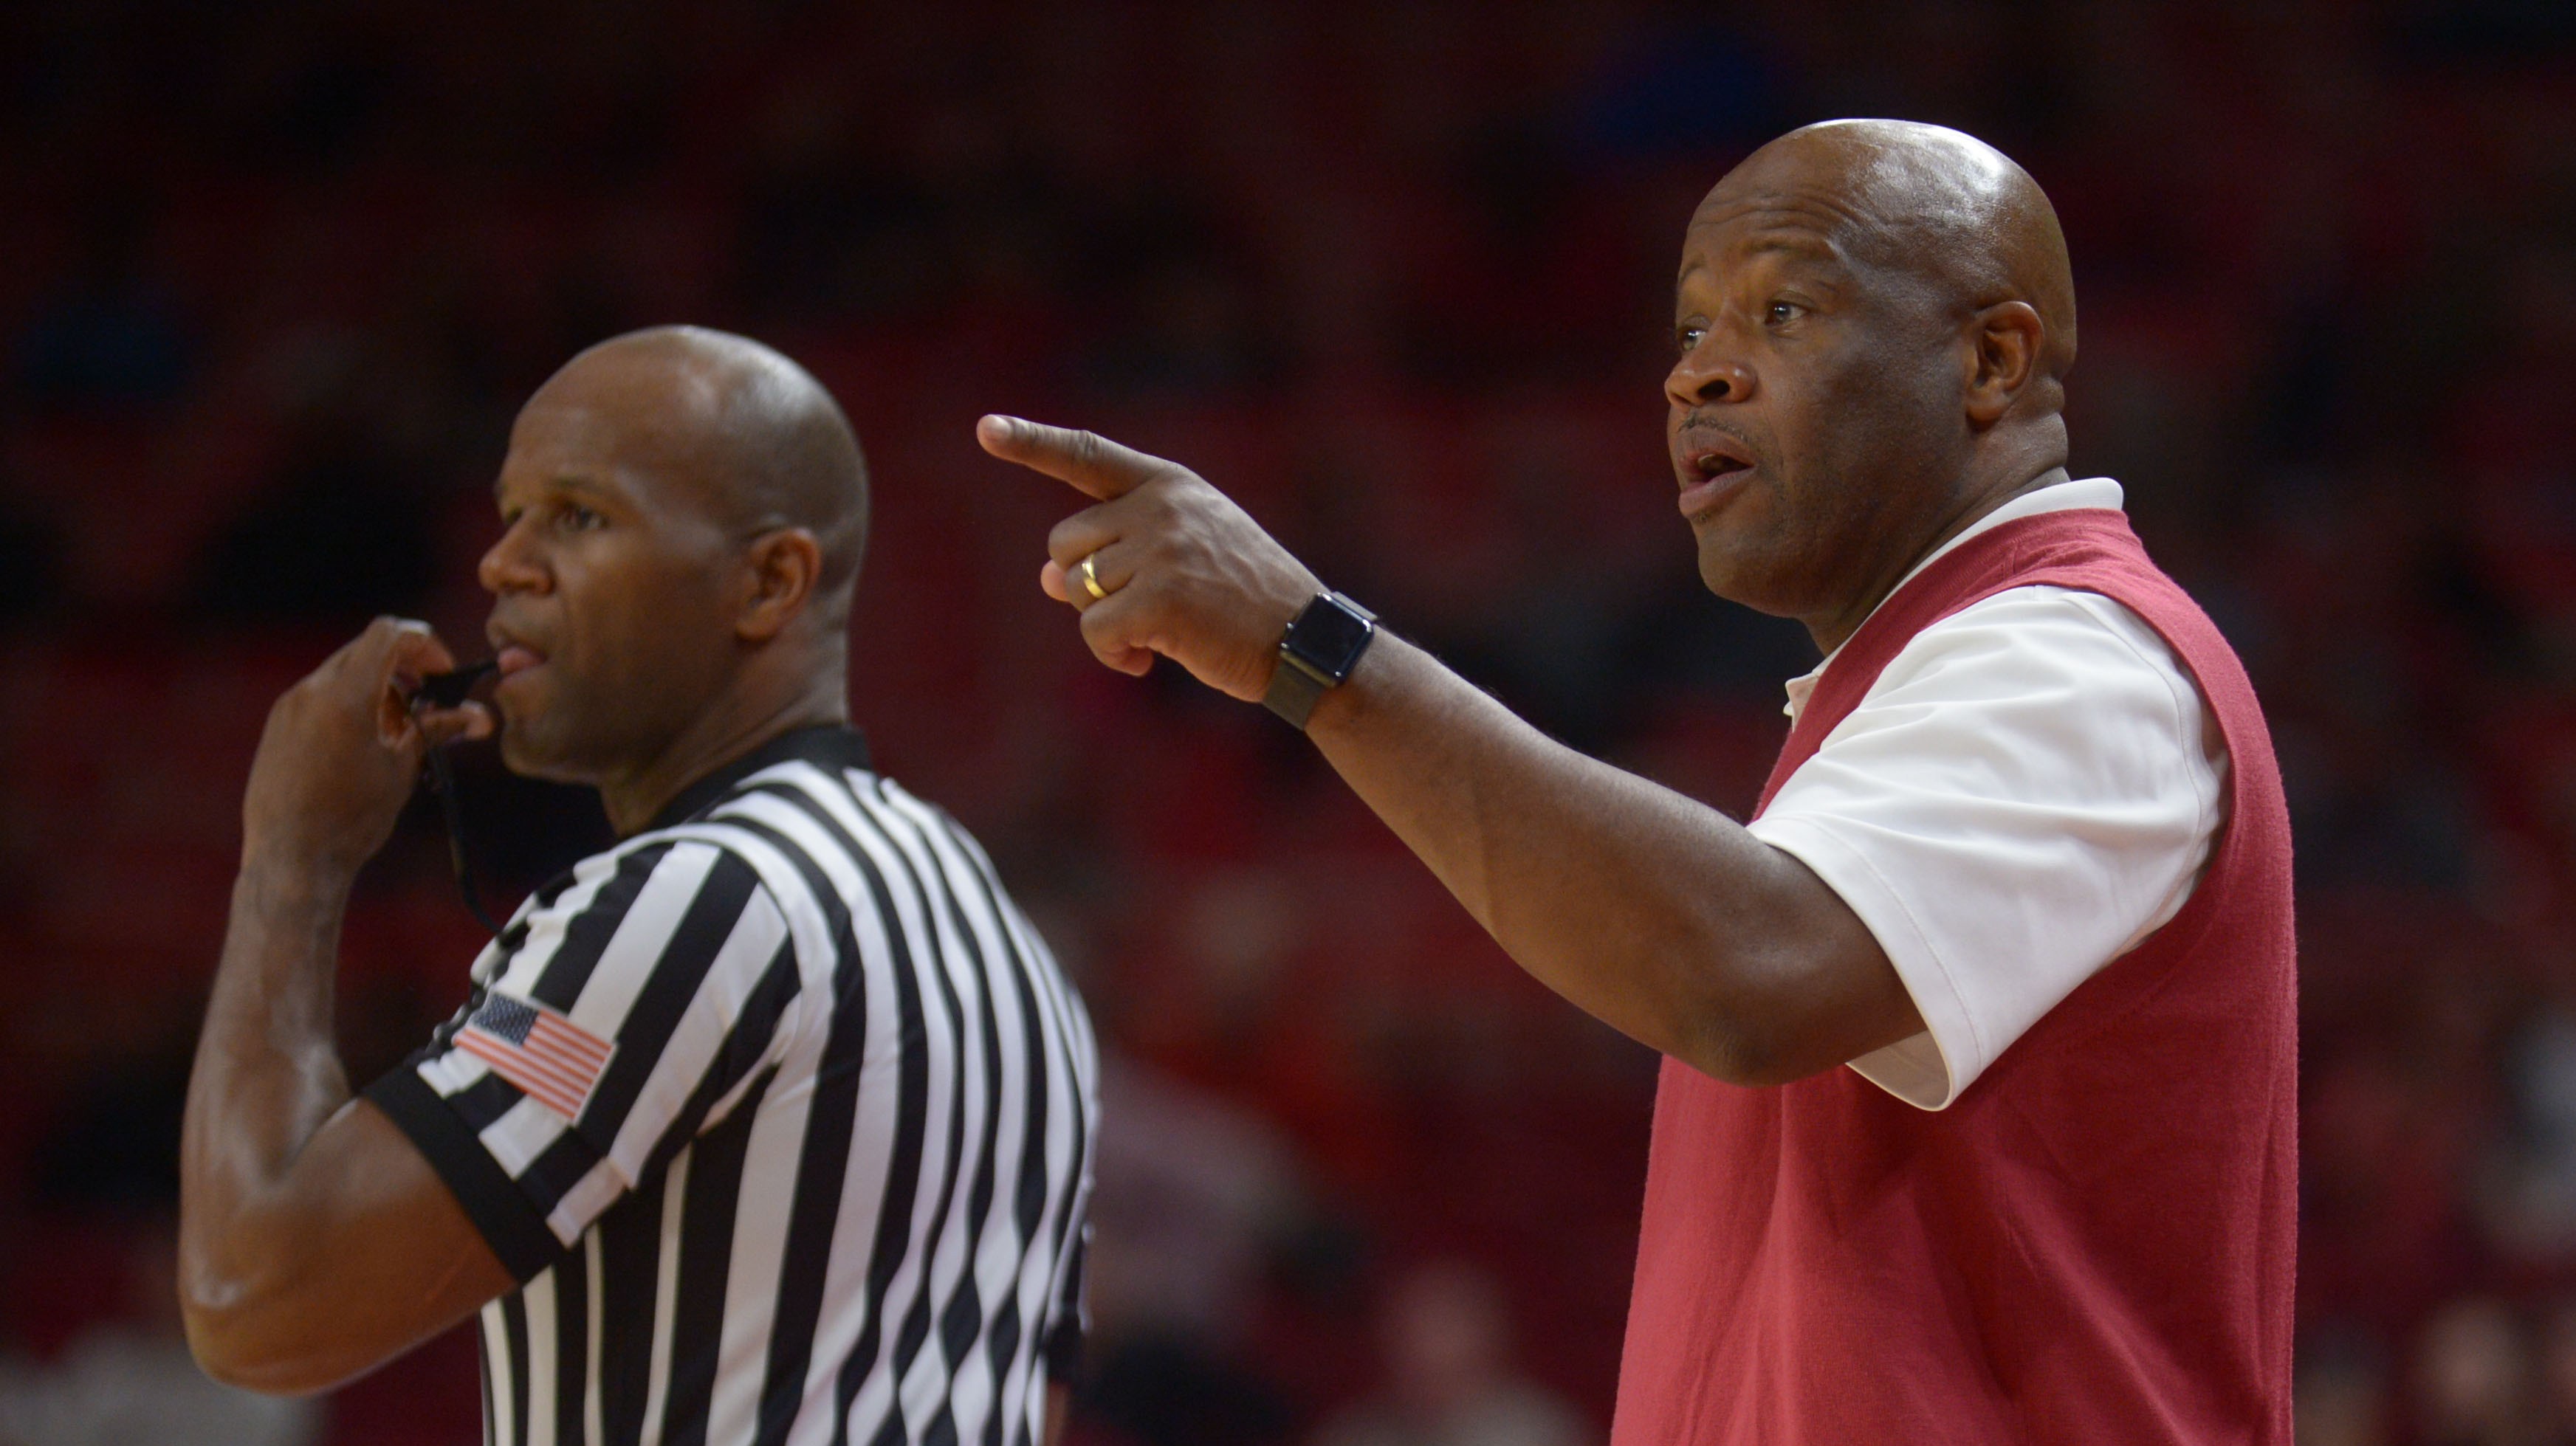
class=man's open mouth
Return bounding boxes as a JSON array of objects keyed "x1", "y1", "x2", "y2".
[
  {"x1": 1676, "y1": 435, "x2": 1758, "y2": 518},
  {"x1": 487, "y1": 622, "x2": 551, "y2": 683},
  {"x1": 1683, "y1": 444, "x2": 1755, "y2": 483}
]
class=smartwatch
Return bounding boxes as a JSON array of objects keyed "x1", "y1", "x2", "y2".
[{"x1": 1262, "y1": 591, "x2": 1377, "y2": 729}]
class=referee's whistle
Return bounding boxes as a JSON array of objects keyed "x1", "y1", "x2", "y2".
[{"x1": 412, "y1": 658, "x2": 497, "y2": 710}]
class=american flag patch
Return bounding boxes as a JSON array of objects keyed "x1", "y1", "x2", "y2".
[{"x1": 456, "y1": 994, "x2": 616, "y2": 1120}]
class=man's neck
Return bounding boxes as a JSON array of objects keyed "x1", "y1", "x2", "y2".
[
  {"x1": 1804, "y1": 463, "x2": 2071, "y2": 655},
  {"x1": 599, "y1": 684, "x2": 848, "y2": 837}
]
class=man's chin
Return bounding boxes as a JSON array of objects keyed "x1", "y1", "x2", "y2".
[
  {"x1": 1697, "y1": 540, "x2": 1858, "y2": 647},
  {"x1": 1694, "y1": 537, "x2": 1795, "y2": 617},
  {"x1": 495, "y1": 721, "x2": 594, "y2": 785}
]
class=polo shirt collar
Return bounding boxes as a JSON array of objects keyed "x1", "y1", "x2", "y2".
[{"x1": 1780, "y1": 475, "x2": 2126, "y2": 722}]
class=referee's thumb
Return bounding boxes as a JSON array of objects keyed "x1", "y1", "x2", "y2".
[{"x1": 416, "y1": 701, "x2": 496, "y2": 748}]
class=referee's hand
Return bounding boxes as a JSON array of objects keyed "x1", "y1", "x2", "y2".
[
  {"x1": 241, "y1": 617, "x2": 494, "y2": 879},
  {"x1": 978, "y1": 415, "x2": 1325, "y2": 703}
]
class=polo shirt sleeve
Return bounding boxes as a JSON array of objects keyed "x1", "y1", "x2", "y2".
[
  {"x1": 1745, "y1": 585, "x2": 2228, "y2": 1110},
  {"x1": 364, "y1": 838, "x2": 806, "y2": 1280}
]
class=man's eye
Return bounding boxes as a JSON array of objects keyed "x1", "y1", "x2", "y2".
[
  {"x1": 557, "y1": 506, "x2": 603, "y2": 531},
  {"x1": 1676, "y1": 323, "x2": 1708, "y2": 352},
  {"x1": 1765, "y1": 300, "x2": 1804, "y2": 326}
]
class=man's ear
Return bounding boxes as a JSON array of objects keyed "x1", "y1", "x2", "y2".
[
  {"x1": 737, "y1": 529, "x2": 822, "y2": 642},
  {"x1": 1964, "y1": 300, "x2": 2047, "y2": 427}
]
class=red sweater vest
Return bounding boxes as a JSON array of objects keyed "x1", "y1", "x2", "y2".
[{"x1": 1609, "y1": 509, "x2": 2297, "y2": 1444}]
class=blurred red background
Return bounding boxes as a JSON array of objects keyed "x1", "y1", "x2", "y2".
[{"x1": 1, "y1": 3, "x2": 2572, "y2": 1444}]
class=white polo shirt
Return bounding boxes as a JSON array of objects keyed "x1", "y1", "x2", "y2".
[{"x1": 1745, "y1": 478, "x2": 2230, "y2": 1109}]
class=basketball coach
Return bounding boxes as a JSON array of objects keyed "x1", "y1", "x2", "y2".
[
  {"x1": 179, "y1": 328, "x2": 1099, "y2": 1446},
  {"x1": 980, "y1": 120, "x2": 2294, "y2": 1442}
]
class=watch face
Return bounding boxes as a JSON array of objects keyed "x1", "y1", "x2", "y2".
[{"x1": 1290, "y1": 593, "x2": 1375, "y2": 681}]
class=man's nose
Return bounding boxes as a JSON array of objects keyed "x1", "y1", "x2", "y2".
[
  {"x1": 478, "y1": 523, "x2": 547, "y2": 596},
  {"x1": 1666, "y1": 343, "x2": 1756, "y2": 408}
]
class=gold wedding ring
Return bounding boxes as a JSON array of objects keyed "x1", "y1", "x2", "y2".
[{"x1": 1078, "y1": 552, "x2": 1108, "y2": 602}]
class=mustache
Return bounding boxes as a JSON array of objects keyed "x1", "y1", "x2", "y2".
[
  {"x1": 1672, "y1": 414, "x2": 1766, "y2": 464},
  {"x1": 1673, "y1": 414, "x2": 1760, "y2": 448}
]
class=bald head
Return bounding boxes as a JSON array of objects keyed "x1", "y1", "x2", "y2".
[
  {"x1": 1717, "y1": 120, "x2": 2076, "y2": 394},
  {"x1": 483, "y1": 327, "x2": 870, "y2": 826},
  {"x1": 1668, "y1": 120, "x2": 2083, "y2": 648},
  {"x1": 541, "y1": 326, "x2": 871, "y2": 606}
]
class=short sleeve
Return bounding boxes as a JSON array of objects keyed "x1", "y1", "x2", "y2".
[
  {"x1": 365, "y1": 838, "x2": 804, "y2": 1279},
  {"x1": 1040, "y1": 1219, "x2": 1091, "y2": 1382},
  {"x1": 1745, "y1": 586, "x2": 2227, "y2": 1111}
]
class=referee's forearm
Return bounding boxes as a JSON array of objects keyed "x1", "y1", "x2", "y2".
[{"x1": 179, "y1": 855, "x2": 359, "y2": 1349}]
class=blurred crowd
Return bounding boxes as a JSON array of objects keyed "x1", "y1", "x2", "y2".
[{"x1": 0, "y1": 1, "x2": 2572, "y2": 1442}]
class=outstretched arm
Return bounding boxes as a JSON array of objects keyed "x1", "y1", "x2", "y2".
[
  {"x1": 180, "y1": 619, "x2": 514, "y2": 1394},
  {"x1": 978, "y1": 418, "x2": 1921, "y2": 1084}
]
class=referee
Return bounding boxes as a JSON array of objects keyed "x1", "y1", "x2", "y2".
[{"x1": 179, "y1": 326, "x2": 1099, "y2": 1446}]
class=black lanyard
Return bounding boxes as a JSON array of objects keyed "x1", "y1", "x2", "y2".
[{"x1": 410, "y1": 661, "x2": 504, "y2": 937}]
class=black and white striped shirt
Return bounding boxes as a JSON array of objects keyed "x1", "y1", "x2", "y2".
[{"x1": 366, "y1": 726, "x2": 1098, "y2": 1446}]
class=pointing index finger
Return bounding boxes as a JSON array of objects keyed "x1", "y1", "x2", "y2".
[{"x1": 977, "y1": 415, "x2": 1175, "y2": 501}]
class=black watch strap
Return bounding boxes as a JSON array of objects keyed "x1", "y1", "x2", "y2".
[{"x1": 1263, "y1": 591, "x2": 1376, "y2": 729}]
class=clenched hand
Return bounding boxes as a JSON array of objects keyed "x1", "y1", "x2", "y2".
[{"x1": 241, "y1": 617, "x2": 493, "y2": 878}]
